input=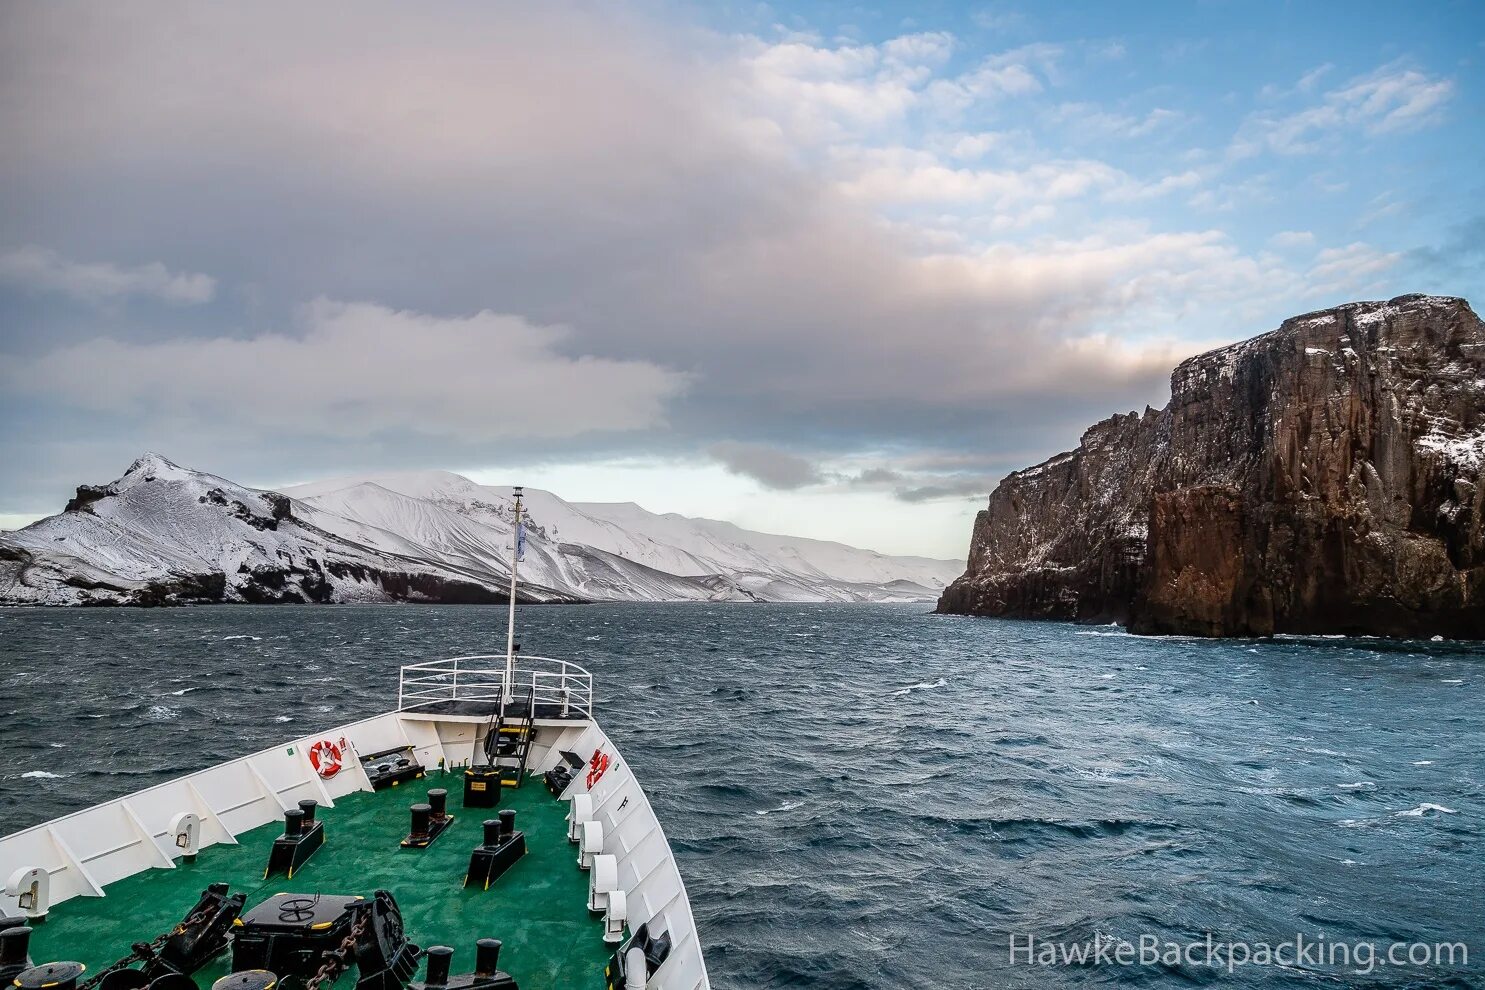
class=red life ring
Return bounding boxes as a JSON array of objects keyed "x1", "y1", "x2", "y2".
[
  {"x1": 585, "y1": 749, "x2": 611, "y2": 789},
  {"x1": 309, "y1": 739, "x2": 344, "y2": 779}
]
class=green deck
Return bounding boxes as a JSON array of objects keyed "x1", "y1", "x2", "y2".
[{"x1": 27, "y1": 775, "x2": 611, "y2": 989}]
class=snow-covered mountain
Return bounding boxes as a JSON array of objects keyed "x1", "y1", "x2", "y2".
[{"x1": 0, "y1": 454, "x2": 962, "y2": 606}]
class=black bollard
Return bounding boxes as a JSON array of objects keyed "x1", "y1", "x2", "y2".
[
  {"x1": 428, "y1": 788, "x2": 448, "y2": 821},
  {"x1": 0, "y1": 928, "x2": 34, "y2": 985},
  {"x1": 424, "y1": 946, "x2": 454, "y2": 986},
  {"x1": 409, "y1": 803, "x2": 432, "y2": 841},
  {"x1": 0, "y1": 926, "x2": 31, "y2": 966},
  {"x1": 466, "y1": 812, "x2": 527, "y2": 890},
  {"x1": 473, "y1": 939, "x2": 502, "y2": 976},
  {"x1": 297, "y1": 799, "x2": 318, "y2": 825},
  {"x1": 282, "y1": 807, "x2": 304, "y2": 838}
]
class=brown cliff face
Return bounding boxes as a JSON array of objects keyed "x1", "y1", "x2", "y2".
[{"x1": 937, "y1": 294, "x2": 1485, "y2": 638}]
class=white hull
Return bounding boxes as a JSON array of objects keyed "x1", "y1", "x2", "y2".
[{"x1": 0, "y1": 661, "x2": 710, "y2": 990}]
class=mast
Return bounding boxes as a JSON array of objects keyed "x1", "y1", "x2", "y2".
[{"x1": 503, "y1": 486, "x2": 524, "y2": 709}]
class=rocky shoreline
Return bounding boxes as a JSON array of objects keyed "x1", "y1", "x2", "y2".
[{"x1": 938, "y1": 294, "x2": 1485, "y2": 638}]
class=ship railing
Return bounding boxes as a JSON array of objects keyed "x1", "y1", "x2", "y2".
[{"x1": 397, "y1": 654, "x2": 594, "y2": 719}]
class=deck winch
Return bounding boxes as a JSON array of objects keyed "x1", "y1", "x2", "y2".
[
  {"x1": 229, "y1": 889, "x2": 419, "y2": 990},
  {"x1": 463, "y1": 812, "x2": 526, "y2": 891},
  {"x1": 43, "y1": 882, "x2": 247, "y2": 990},
  {"x1": 228, "y1": 892, "x2": 362, "y2": 977},
  {"x1": 401, "y1": 789, "x2": 454, "y2": 849},
  {"x1": 134, "y1": 882, "x2": 247, "y2": 982},
  {"x1": 408, "y1": 940, "x2": 516, "y2": 990},
  {"x1": 263, "y1": 801, "x2": 324, "y2": 880}
]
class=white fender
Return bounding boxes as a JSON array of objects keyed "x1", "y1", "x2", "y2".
[
  {"x1": 5, "y1": 865, "x2": 49, "y2": 920},
  {"x1": 603, "y1": 888, "x2": 628, "y2": 946},
  {"x1": 588, "y1": 853, "x2": 618, "y2": 914},
  {"x1": 578, "y1": 819, "x2": 604, "y2": 870},
  {"x1": 169, "y1": 811, "x2": 202, "y2": 859},
  {"x1": 624, "y1": 944, "x2": 647, "y2": 989},
  {"x1": 567, "y1": 794, "x2": 594, "y2": 843}
]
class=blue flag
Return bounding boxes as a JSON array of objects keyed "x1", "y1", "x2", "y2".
[{"x1": 515, "y1": 519, "x2": 526, "y2": 562}]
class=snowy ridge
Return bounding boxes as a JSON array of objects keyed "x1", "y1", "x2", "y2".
[{"x1": 0, "y1": 455, "x2": 961, "y2": 606}]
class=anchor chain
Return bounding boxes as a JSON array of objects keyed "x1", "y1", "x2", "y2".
[
  {"x1": 303, "y1": 908, "x2": 370, "y2": 990},
  {"x1": 77, "y1": 899, "x2": 216, "y2": 990}
]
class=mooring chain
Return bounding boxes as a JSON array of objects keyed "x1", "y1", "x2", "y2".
[
  {"x1": 77, "y1": 932, "x2": 170, "y2": 990},
  {"x1": 77, "y1": 899, "x2": 214, "y2": 990},
  {"x1": 303, "y1": 908, "x2": 369, "y2": 990}
]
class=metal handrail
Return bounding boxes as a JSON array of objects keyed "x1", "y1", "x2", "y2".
[{"x1": 396, "y1": 654, "x2": 594, "y2": 719}]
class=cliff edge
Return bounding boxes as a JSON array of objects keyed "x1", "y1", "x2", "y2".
[{"x1": 937, "y1": 294, "x2": 1485, "y2": 638}]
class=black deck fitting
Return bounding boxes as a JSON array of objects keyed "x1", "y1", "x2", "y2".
[
  {"x1": 140, "y1": 882, "x2": 246, "y2": 980},
  {"x1": 401, "y1": 791, "x2": 455, "y2": 849},
  {"x1": 463, "y1": 812, "x2": 526, "y2": 891},
  {"x1": 263, "y1": 808, "x2": 325, "y2": 880},
  {"x1": 0, "y1": 925, "x2": 34, "y2": 985},
  {"x1": 408, "y1": 940, "x2": 517, "y2": 990},
  {"x1": 463, "y1": 766, "x2": 502, "y2": 809}
]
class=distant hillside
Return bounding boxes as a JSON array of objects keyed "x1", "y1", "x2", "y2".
[{"x1": 0, "y1": 455, "x2": 961, "y2": 606}]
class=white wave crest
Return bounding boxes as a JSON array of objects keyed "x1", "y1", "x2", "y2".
[
  {"x1": 892, "y1": 677, "x2": 948, "y2": 696},
  {"x1": 756, "y1": 800, "x2": 806, "y2": 816},
  {"x1": 1395, "y1": 803, "x2": 1457, "y2": 817}
]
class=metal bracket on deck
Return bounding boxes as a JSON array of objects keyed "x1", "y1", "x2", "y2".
[{"x1": 4, "y1": 866, "x2": 49, "y2": 921}]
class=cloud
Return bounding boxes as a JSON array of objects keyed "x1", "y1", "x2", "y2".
[
  {"x1": 0, "y1": 245, "x2": 215, "y2": 304},
  {"x1": 709, "y1": 442, "x2": 825, "y2": 490},
  {"x1": 925, "y1": 43, "x2": 1059, "y2": 114},
  {"x1": 850, "y1": 466, "x2": 904, "y2": 485},
  {"x1": 1050, "y1": 103, "x2": 1184, "y2": 140},
  {"x1": 5, "y1": 300, "x2": 691, "y2": 441},
  {"x1": 836, "y1": 149, "x2": 1127, "y2": 206},
  {"x1": 894, "y1": 477, "x2": 993, "y2": 502},
  {"x1": 1231, "y1": 63, "x2": 1454, "y2": 157},
  {"x1": 0, "y1": 3, "x2": 1430, "y2": 531},
  {"x1": 1269, "y1": 230, "x2": 1316, "y2": 249},
  {"x1": 1306, "y1": 242, "x2": 1401, "y2": 297}
]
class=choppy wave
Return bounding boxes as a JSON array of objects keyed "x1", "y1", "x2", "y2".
[
  {"x1": 891, "y1": 677, "x2": 947, "y2": 696},
  {"x1": 1395, "y1": 803, "x2": 1458, "y2": 817},
  {"x1": 2, "y1": 602, "x2": 1481, "y2": 989},
  {"x1": 756, "y1": 800, "x2": 806, "y2": 816}
]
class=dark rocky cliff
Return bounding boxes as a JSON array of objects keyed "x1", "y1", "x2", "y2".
[{"x1": 937, "y1": 294, "x2": 1485, "y2": 638}]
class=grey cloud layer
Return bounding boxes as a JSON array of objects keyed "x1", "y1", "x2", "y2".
[{"x1": 0, "y1": 3, "x2": 1408, "y2": 512}]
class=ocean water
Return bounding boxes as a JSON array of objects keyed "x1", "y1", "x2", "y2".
[{"x1": 2, "y1": 604, "x2": 1482, "y2": 988}]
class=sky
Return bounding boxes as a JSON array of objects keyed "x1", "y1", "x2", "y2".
[{"x1": 1, "y1": 1, "x2": 1481, "y2": 560}]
